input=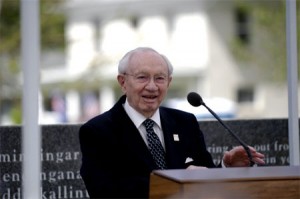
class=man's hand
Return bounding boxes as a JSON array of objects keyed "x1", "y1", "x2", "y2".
[{"x1": 223, "y1": 146, "x2": 265, "y2": 167}]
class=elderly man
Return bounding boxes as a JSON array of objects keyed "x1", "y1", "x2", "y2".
[{"x1": 79, "y1": 47, "x2": 265, "y2": 198}]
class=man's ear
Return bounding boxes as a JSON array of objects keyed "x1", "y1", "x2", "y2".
[
  {"x1": 117, "y1": 75, "x2": 126, "y2": 93},
  {"x1": 167, "y1": 76, "x2": 172, "y2": 87},
  {"x1": 117, "y1": 75, "x2": 124, "y2": 85}
]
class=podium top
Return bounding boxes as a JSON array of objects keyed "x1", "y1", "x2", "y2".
[{"x1": 152, "y1": 166, "x2": 300, "y2": 183}]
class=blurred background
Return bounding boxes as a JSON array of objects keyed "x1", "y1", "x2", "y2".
[{"x1": 0, "y1": 0, "x2": 299, "y2": 125}]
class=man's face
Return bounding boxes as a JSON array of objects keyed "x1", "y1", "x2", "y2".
[{"x1": 118, "y1": 51, "x2": 172, "y2": 118}]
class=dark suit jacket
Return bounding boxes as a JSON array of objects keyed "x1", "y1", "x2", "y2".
[{"x1": 79, "y1": 95, "x2": 216, "y2": 199}]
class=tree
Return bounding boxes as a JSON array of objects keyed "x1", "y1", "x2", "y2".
[
  {"x1": 0, "y1": 0, "x2": 65, "y2": 124},
  {"x1": 0, "y1": 0, "x2": 65, "y2": 53},
  {"x1": 232, "y1": 0, "x2": 300, "y2": 82}
]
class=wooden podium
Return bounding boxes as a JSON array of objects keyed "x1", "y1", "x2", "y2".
[{"x1": 149, "y1": 166, "x2": 300, "y2": 199}]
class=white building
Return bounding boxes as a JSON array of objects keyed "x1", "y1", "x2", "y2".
[{"x1": 40, "y1": 0, "x2": 297, "y2": 123}]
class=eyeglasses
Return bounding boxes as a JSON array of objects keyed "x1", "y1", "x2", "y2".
[{"x1": 123, "y1": 73, "x2": 169, "y2": 84}]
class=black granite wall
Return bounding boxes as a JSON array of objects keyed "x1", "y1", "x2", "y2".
[
  {"x1": 200, "y1": 119, "x2": 290, "y2": 166},
  {"x1": 0, "y1": 125, "x2": 88, "y2": 199},
  {"x1": 0, "y1": 119, "x2": 292, "y2": 199}
]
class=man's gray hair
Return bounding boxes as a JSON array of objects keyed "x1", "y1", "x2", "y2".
[{"x1": 118, "y1": 47, "x2": 173, "y2": 75}]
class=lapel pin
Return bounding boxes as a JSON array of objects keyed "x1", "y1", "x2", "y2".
[{"x1": 173, "y1": 134, "x2": 179, "y2": 141}]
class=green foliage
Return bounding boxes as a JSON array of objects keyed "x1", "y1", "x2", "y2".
[
  {"x1": 40, "y1": 0, "x2": 66, "y2": 50},
  {"x1": 231, "y1": 0, "x2": 300, "y2": 82},
  {"x1": 10, "y1": 101, "x2": 22, "y2": 124},
  {"x1": 0, "y1": 0, "x2": 20, "y2": 55},
  {"x1": 0, "y1": 0, "x2": 66, "y2": 124},
  {"x1": 0, "y1": 0, "x2": 65, "y2": 54}
]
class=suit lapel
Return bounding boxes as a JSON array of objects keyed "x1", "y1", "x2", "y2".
[
  {"x1": 160, "y1": 109, "x2": 185, "y2": 169},
  {"x1": 122, "y1": 118, "x2": 156, "y2": 168},
  {"x1": 110, "y1": 96, "x2": 157, "y2": 169},
  {"x1": 110, "y1": 96, "x2": 185, "y2": 170}
]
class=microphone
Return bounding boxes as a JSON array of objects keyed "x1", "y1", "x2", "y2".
[{"x1": 187, "y1": 92, "x2": 255, "y2": 166}]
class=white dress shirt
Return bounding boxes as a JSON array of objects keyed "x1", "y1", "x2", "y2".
[
  {"x1": 123, "y1": 99, "x2": 166, "y2": 150},
  {"x1": 123, "y1": 99, "x2": 229, "y2": 167}
]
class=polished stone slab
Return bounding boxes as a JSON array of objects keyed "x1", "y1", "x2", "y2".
[{"x1": 0, "y1": 119, "x2": 292, "y2": 198}]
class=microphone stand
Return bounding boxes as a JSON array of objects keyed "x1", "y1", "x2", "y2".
[{"x1": 201, "y1": 102, "x2": 255, "y2": 166}]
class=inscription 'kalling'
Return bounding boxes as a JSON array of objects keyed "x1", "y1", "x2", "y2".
[{"x1": 1, "y1": 185, "x2": 90, "y2": 199}]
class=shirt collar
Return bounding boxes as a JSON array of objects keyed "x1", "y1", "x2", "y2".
[{"x1": 124, "y1": 98, "x2": 162, "y2": 129}]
